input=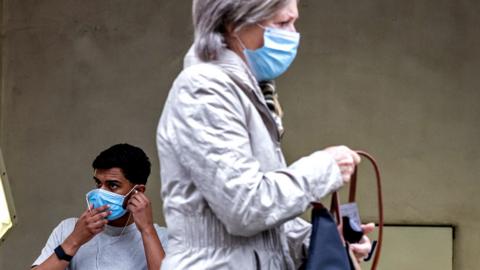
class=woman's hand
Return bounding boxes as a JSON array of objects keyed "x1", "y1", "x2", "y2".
[
  {"x1": 350, "y1": 223, "x2": 376, "y2": 262},
  {"x1": 324, "y1": 145, "x2": 361, "y2": 184},
  {"x1": 127, "y1": 190, "x2": 154, "y2": 233}
]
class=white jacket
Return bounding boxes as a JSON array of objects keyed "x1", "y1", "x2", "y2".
[{"x1": 156, "y1": 47, "x2": 343, "y2": 269}]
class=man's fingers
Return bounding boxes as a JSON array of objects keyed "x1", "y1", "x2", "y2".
[
  {"x1": 86, "y1": 210, "x2": 110, "y2": 225},
  {"x1": 92, "y1": 219, "x2": 107, "y2": 227},
  {"x1": 130, "y1": 194, "x2": 142, "y2": 203},
  {"x1": 88, "y1": 218, "x2": 108, "y2": 230},
  {"x1": 90, "y1": 205, "x2": 109, "y2": 215},
  {"x1": 99, "y1": 210, "x2": 111, "y2": 219},
  {"x1": 128, "y1": 193, "x2": 151, "y2": 214},
  {"x1": 79, "y1": 208, "x2": 92, "y2": 218},
  {"x1": 129, "y1": 193, "x2": 149, "y2": 206},
  {"x1": 90, "y1": 223, "x2": 107, "y2": 234}
]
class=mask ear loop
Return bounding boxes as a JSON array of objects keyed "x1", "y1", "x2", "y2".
[
  {"x1": 124, "y1": 185, "x2": 139, "y2": 197},
  {"x1": 118, "y1": 184, "x2": 139, "y2": 236},
  {"x1": 235, "y1": 35, "x2": 247, "y2": 51},
  {"x1": 256, "y1": 23, "x2": 266, "y2": 30},
  {"x1": 119, "y1": 213, "x2": 132, "y2": 237},
  {"x1": 86, "y1": 193, "x2": 92, "y2": 213},
  {"x1": 88, "y1": 170, "x2": 97, "y2": 213},
  {"x1": 234, "y1": 23, "x2": 266, "y2": 51}
]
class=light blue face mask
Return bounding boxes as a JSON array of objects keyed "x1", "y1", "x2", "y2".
[
  {"x1": 241, "y1": 25, "x2": 300, "y2": 82},
  {"x1": 86, "y1": 186, "x2": 137, "y2": 221}
]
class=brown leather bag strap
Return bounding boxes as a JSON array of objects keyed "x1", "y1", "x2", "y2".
[
  {"x1": 330, "y1": 151, "x2": 384, "y2": 270},
  {"x1": 355, "y1": 151, "x2": 383, "y2": 270}
]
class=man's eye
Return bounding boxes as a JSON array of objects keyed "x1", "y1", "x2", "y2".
[{"x1": 109, "y1": 183, "x2": 119, "y2": 189}]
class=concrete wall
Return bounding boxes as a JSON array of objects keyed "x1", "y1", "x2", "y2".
[{"x1": 0, "y1": 0, "x2": 478, "y2": 269}]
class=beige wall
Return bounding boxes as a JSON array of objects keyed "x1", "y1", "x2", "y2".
[{"x1": 0, "y1": 0, "x2": 478, "y2": 269}]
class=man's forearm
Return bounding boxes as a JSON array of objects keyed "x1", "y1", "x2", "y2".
[
  {"x1": 32, "y1": 234, "x2": 82, "y2": 270},
  {"x1": 141, "y1": 225, "x2": 165, "y2": 270}
]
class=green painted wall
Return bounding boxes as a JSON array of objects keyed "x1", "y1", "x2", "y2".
[{"x1": 0, "y1": 0, "x2": 478, "y2": 269}]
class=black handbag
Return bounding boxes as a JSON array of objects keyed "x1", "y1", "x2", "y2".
[{"x1": 304, "y1": 151, "x2": 384, "y2": 270}]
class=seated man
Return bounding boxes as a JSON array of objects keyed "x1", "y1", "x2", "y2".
[{"x1": 32, "y1": 143, "x2": 167, "y2": 270}]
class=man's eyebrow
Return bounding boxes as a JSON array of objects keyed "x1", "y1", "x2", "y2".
[
  {"x1": 93, "y1": 176, "x2": 121, "y2": 182},
  {"x1": 105, "y1": 179, "x2": 121, "y2": 183}
]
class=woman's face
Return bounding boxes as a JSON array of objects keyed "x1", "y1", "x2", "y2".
[
  {"x1": 262, "y1": 0, "x2": 298, "y2": 33},
  {"x1": 228, "y1": 0, "x2": 299, "y2": 56}
]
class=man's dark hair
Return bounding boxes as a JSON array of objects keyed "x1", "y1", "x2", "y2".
[{"x1": 92, "y1": 143, "x2": 151, "y2": 185}]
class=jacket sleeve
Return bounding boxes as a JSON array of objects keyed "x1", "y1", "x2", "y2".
[
  {"x1": 170, "y1": 66, "x2": 343, "y2": 237},
  {"x1": 283, "y1": 217, "x2": 312, "y2": 269}
]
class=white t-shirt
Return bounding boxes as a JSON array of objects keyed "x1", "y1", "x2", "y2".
[{"x1": 32, "y1": 218, "x2": 168, "y2": 270}]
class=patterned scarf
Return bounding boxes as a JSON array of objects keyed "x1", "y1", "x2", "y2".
[{"x1": 259, "y1": 80, "x2": 284, "y2": 137}]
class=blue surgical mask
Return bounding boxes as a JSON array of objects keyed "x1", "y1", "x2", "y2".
[
  {"x1": 86, "y1": 186, "x2": 137, "y2": 221},
  {"x1": 240, "y1": 25, "x2": 300, "y2": 82}
]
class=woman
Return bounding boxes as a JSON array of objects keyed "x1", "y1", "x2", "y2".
[{"x1": 157, "y1": 0, "x2": 372, "y2": 269}]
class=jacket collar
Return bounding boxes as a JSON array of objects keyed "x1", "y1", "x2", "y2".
[
  {"x1": 184, "y1": 45, "x2": 260, "y2": 94},
  {"x1": 183, "y1": 45, "x2": 281, "y2": 143}
]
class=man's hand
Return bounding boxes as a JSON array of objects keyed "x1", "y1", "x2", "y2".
[
  {"x1": 126, "y1": 190, "x2": 154, "y2": 233},
  {"x1": 62, "y1": 205, "x2": 110, "y2": 255},
  {"x1": 126, "y1": 189, "x2": 165, "y2": 270}
]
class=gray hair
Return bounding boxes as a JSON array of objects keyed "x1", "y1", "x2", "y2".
[{"x1": 192, "y1": 0, "x2": 291, "y2": 62}]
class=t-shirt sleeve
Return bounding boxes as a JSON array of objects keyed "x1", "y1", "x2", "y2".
[
  {"x1": 154, "y1": 224, "x2": 168, "y2": 252},
  {"x1": 32, "y1": 218, "x2": 76, "y2": 267}
]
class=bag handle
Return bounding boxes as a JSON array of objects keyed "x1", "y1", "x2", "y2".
[{"x1": 329, "y1": 151, "x2": 384, "y2": 270}]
